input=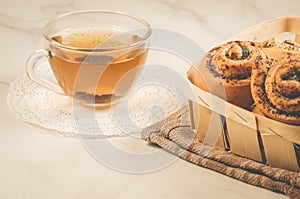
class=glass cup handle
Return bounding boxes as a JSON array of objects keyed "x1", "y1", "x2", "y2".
[{"x1": 26, "y1": 49, "x2": 65, "y2": 95}]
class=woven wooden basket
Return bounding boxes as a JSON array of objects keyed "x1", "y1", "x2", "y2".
[{"x1": 188, "y1": 16, "x2": 300, "y2": 172}]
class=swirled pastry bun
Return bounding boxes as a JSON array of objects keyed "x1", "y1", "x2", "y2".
[
  {"x1": 251, "y1": 54, "x2": 300, "y2": 125},
  {"x1": 188, "y1": 41, "x2": 266, "y2": 109}
]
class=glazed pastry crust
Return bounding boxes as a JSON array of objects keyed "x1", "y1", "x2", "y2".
[
  {"x1": 251, "y1": 54, "x2": 300, "y2": 125},
  {"x1": 188, "y1": 41, "x2": 265, "y2": 109},
  {"x1": 260, "y1": 40, "x2": 300, "y2": 61}
]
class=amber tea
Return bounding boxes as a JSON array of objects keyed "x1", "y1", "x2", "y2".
[
  {"x1": 26, "y1": 11, "x2": 151, "y2": 106},
  {"x1": 49, "y1": 29, "x2": 148, "y2": 104}
]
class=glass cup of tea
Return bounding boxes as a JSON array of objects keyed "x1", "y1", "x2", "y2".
[{"x1": 26, "y1": 10, "x2": 151, "y2": 107}]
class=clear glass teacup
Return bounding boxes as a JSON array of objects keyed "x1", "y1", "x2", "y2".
[{"x1": 26, "y1": 10, "x2": 151, "y2": 106}]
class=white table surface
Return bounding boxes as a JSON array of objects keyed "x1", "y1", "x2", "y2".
[{"x1": 1, "y1": 0, "x2": 299, "y2": 198}]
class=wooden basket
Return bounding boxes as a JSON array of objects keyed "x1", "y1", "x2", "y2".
[{"x1": 187, "y1": 16, "x2": 300, "y2": 171}]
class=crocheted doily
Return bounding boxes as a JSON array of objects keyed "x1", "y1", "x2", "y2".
[{"x1": 7, "y1": 62, "x2": 187, "y2": 138}]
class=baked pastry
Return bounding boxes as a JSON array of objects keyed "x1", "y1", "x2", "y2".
[
  {"x1": 260, "y1": 40, "x2": 300, "y2": 61},
  {"x1": 251, "y1": 54, "x2": 300, "y2": 125},
  {"x1": 188, "y1": 40, "x2": 265, "y2": 109}
]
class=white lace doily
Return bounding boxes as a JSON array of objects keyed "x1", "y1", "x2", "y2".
[{"x1": 7, "y1": 62, "x2": 187, "y2": 138}]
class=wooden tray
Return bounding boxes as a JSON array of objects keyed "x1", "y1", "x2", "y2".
[{"x1": 187, "y1": 16, "x2": 300, "y2": 171}]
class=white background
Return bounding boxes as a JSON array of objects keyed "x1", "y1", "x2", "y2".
[{"x1": 1, "y1": 0, "x2": 299, "y2": 198}]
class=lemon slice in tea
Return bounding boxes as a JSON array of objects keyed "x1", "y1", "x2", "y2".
[
  {"x1": 53, "y1": 29, "x2": 139, "y2": 49},
  {"x1": 59, "y1": 29, "x2": 117, "y2": 49}
]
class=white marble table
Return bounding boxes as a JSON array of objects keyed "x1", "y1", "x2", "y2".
[{"x1": 1, "y1": 0, "x2": 299, "y2": 198}]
